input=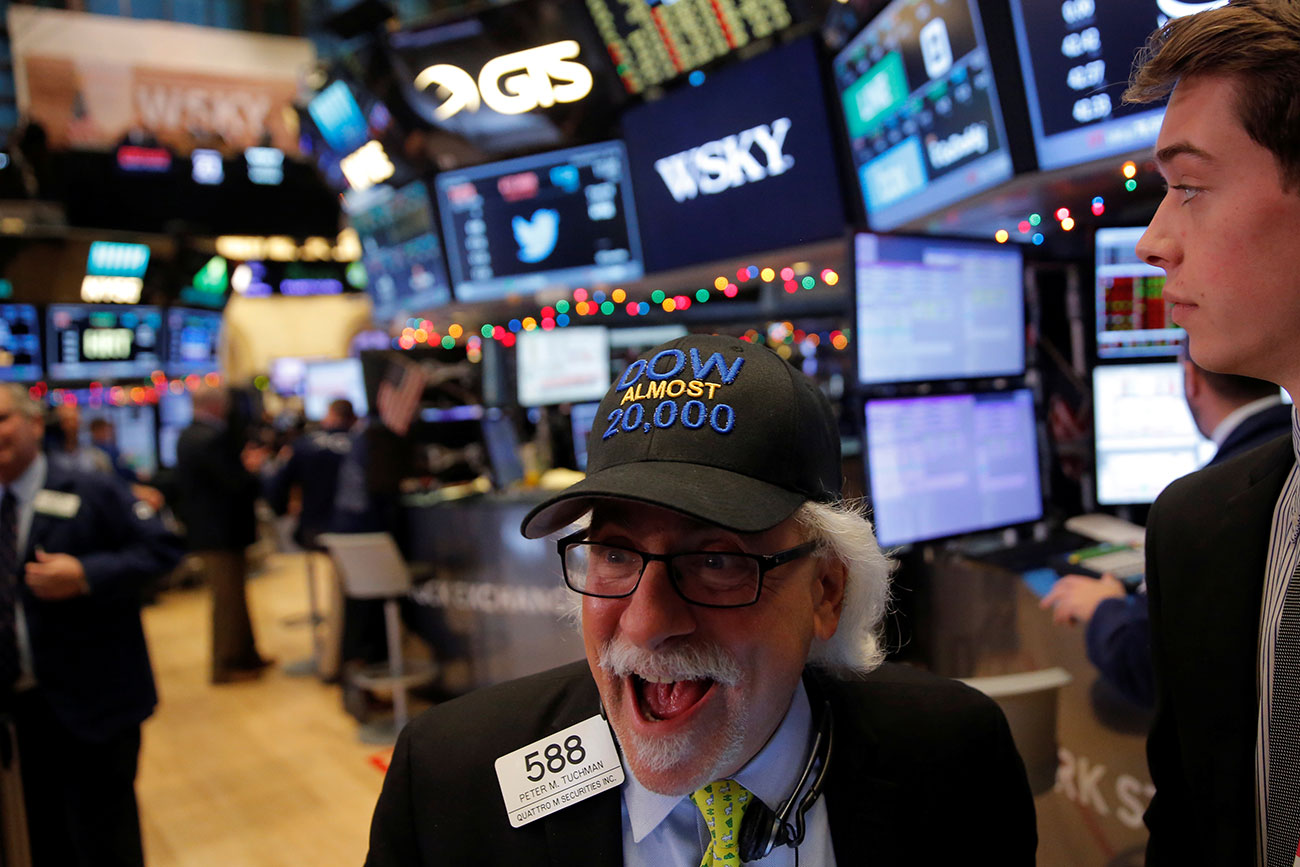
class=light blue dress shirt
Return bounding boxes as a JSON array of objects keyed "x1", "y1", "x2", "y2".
[{"x1": 620, "y1": 680, "x2": 836, "y2": 866}]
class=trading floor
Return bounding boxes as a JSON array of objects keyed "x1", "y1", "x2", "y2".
[{"x1": 136, "y1": 554, "x2": 384, "y2": 867}]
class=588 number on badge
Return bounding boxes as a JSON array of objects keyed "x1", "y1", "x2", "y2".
[{"x1": 524, "y1": 735, "x2": 586, "y2": 781}]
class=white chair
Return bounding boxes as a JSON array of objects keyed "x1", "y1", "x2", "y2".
[{"x1": 317, "y1": 532, "x2": 437, "y2": 743}]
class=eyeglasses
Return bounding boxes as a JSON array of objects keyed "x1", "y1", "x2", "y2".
[{"x1": 556, "y1": 530, "x2": 819, "y2": 609}]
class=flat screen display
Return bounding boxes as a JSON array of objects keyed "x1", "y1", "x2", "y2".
[
  {"x1": 584, "y1": 0, "x2": 799, "y2": 94},
  {"x1": 303, "y1": 359, "x2": 369, "y2": 421},
  {"x1": 350, "y1": 180, "x2": 453, "y2": 321},
  {"x1": 307, "y1": 80, "x2": 370, "y2": 155},
  {"x1": 855, "y1": 232, "x2": 1024, "y2": 384},
  {"x1": 865, "y1": 389, "x2": 1042, "y2": 546},
  {"x1": 268, "y1": 357, "x2": 321, "y2": 397},
  {"x1": 1094, "y1": 362, "x2": 1214, "y2": 505},
  {"x1": 166, "y1": 308, "x2": 222, "y2": 377},
  {"x1": 570, "y1": 401, "x2": 600, "y2": 471},
  {"x1": 832, "y1": 0, "x2": 1014, "y2": 230},
  {"x1": 46, "y1": 305, "x2": 164, "y2": 381},
  {"x1": 0, "y1": 304, "x2": 42, "y2": 382},
  {"x1": 1007, "y1": 0, "x2": 1174, "y2": 171},
  {"x1": 157, "y1": 390, "x2": 194, "y2": 469},
  {"x1": 1096, "y1": 226, "x2": 1184, "y2": 358},
  {"x1": 436, "y1": 141, "x2": 643, "y2": 302},
  {"x1": 622, "y1": 37, "x2": 847, "y2": 273},
  {"x1": 516, "y1": 326, "x2": 612, "y2": 407},
  {"x1": 82, "y1": 403, "x2": 159, "y2": 479}
]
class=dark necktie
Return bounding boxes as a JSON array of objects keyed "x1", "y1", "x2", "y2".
[
  {"x1": 0, "y1": 490, "x2": 20, "y2": 692},
  {"x1": 1267, "y1": 559, "x2": 1300, "y2": 867}
]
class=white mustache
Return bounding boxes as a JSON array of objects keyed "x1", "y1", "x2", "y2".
[{"x1": 597, "y1": 635, "x2": 743, "y2": 687}]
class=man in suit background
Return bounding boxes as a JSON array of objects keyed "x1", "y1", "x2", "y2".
[
  {"x1": 1042, "y1": 357, "x2": 1291, "y2": 707},
  {"x1": 364, "y1": 335, "x2": 1037, "y2": 865},
  {"x1": 174, "y1": 384, "x2": 271, "y2": 684},
  {"x1": 0, "y1": 383, "x2": 183, "y2": 866},
  {"x1": 1121, "y1": 2, "x2": 1300, "y2": 862}
]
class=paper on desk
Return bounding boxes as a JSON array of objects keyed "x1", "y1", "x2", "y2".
[{"x1": 1064, "y1": 513, "x2": 1146, "y2": 548}]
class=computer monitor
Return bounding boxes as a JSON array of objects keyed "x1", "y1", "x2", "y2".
[
  {"x1": 1006, "y1": 0, "x2": 1170, "y2": 171},
  {"x1": 435, "y1": 141, "x2": 643, "y2": 302},
  {"x1": 0, "y1": 304, "x2": 42, "y2": 382},
  {"x1": 855, "y1": 232, "x2": 1025, "y2": 384},
  {"x1": 1093, "y1": 362, "x2": 1214, "y2": 505},
  {"x1": 865, "y1": 389, "x2": 1043, "y2": 547},
  {"x1": 82, "y1": 403, "x2": 159, "y2": 479},
  {"x1": 349, "y1": 180, "x2": 453, "y2": 321},
  {"x1": 166, "y1": 307, "x2": 222, "y2": 377},
  {"x1": 1095, "y1": 226, "x2": 1184, "y2": 358},
  {"x1": 46, "y1": 304, "x2": 165, "y2": 381},
  {"x1": 621, "y1": 37, "x2": 846, "y2": 273},
  {"x1": 832, "y1": 0, "x2": 1015, "y2": 230},
  {"x1": 303, "y1": 359, "x2": 369, "y2": 421},
  {"x1": 480, "y1": 407, "x2": 525, "y2": 489},
  {"x1": 268, "y1": 357, "x2": 316, "y2": 397},
  {"x1": 570, "y1": 401, "x2": 600, "y2": 471},
  {"x1": 515, "y1": 326, "x2": 612, "y2": 407},
  {"x1": 156, "y1": 390, "x2": 194, "y2": 469}
]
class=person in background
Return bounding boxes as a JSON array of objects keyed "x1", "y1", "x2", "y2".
[
  {"x1": 174, "y1": 384, "x2": 272, "y2": 684},
  {"x1": 264, "y1": 398, "x2": 357, "y2": 552},
  {"x1": 1113, "y1": 2, "x2": 1300, "y2": 861},
  {"x1": 364, "y1": 335, "x2": 1037, "y2": 865},
  {"x1": 1043, "y1": 356, "x2": 1291, "y2": 707},
  {"x1": 44, "y1": 403, "x2": 112, "y2": 477},
  {"x1": 0, "y1": 383, "x2": 183, "y2": 866},
  {"x1": 88, "y1": 417, "x2": 135, "y2": 483}
]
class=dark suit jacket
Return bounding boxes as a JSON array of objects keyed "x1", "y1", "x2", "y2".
[
  {"x1": 1144, "y1": 434, "x2": 1295, "y2": 864},
  {"x1": 174, "y1": 419, "x2": 259, "y2": 551},
  {"x1": 1086, "y1": 404, "x2": 1293, "y2": 709},
  {"x1": 365, "y1": 660, "x2": 1037, "y2": 865},
  {"x1": 264, "y1": 428, "x2": 351, "y2": 549},
  {"x1": 20, "y1": 460, "x2": 184, "y2": 741}
]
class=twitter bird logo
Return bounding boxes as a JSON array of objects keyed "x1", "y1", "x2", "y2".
[{"x1": 513, "y1": 209, "x2": 560, "y2": 263}]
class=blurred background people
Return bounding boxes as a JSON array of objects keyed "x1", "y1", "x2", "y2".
[
  {"x1": 1043, "y1": 357, "x2": 1291, "y2": 707},
  {"x1": 174, "y1": 384, "x2": 272, "y2": 684},
  {"x1": 0, "y1": 383, "x2": 183, "y2": 866}
]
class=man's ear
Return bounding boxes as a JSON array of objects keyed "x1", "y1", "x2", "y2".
[{"x1": 811, "y1": 555, "x2": 847, "y2": 642}]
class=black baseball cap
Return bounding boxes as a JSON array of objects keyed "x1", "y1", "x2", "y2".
[{"x1": 520, "y1": 334, "x2": 842, "y2": 538}]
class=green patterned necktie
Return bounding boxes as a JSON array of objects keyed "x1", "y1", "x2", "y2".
[{"x1": 689, "y1": 779, "x2": 753, "y2": 866}]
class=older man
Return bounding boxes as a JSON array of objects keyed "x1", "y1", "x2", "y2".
[
  {"x1": 0, "y1": 383, "x2": 182, "y2": 866},
  {"x1": 364, "y1": 335, "x2": 1035, "y2": 865}
]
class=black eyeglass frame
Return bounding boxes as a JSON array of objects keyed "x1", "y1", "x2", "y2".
[{"x1": 555, "y1": 529, "x2": 821, "y2": 609}]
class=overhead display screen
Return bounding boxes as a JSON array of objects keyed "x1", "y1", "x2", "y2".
[
  {"x1": 855, "y1": 232, "x2": 1024, "y2": 385},
  {"x1": 1094, "y1": 362, "x2": 1213, "y2": 505},
  {"x1": 832, "y1": 0, "x2": 1014, "y2": 230},
  {"x1": 584, "y1": 0, "x2": 799, "y2": 94},
  {"x1": 46, "y1": 305, "x2": 164, "y2": 382},
  {"x1": 1096, "y1": 226, "x2": 1183, "y2": 359},
  {"x1": 436, "y1": 141, "x2": 643, "y2": 302},
  {"x1": 0, "y1": 304, "x2": 42, "y2": 382},
  {"x1": 166, "y1": 308, "x2": 223, "y2": 377},
  {"x1": 350, "y1": 180, "x2": 453, "y2": 321},
  {"x1": 1007, "y1": 0, "x2": 1175, "y2": 171},
  {"x1": 622, "y1": 37, "x2": 846, "y2": 273},
  {"x1": 865, "y1": 389, "x2": 1042, "y2": 547},
  {"x1": 516, "y1": 326, "x2": 611, "y2": 407}
]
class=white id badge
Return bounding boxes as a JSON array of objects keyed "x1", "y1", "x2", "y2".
[
  {"x1": 494, "y1": 714, "x2": 625, "y2": 828},
  {"x1": 33, "y1": 489, "x2": 80, "y2": 518}
]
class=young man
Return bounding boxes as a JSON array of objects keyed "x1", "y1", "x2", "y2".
[
  {"x1": 1125, "y1": 2, "x2": 1300, "y2": 863},
  {"x1": 364, "y1": 335, "x2": 1036, "y2": 865}
]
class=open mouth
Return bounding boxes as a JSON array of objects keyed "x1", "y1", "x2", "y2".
[{"x1": 632, "y1": 674, "x2": 716, "y2": 722}]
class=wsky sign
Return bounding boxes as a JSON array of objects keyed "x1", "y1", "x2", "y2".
[{"x1": 623, "y1": 37, "x2": 844, "y2": 273}]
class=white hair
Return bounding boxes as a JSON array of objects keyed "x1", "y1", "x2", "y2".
[
  {"x1": 557, "y1": 498, "x2": 895, "y2": 676},
  {"x1": 794, "y1": 498, "x2": 895, "y2": 677}
]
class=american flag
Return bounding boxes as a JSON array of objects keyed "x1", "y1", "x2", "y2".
[{"x1": 376, "y1": 357, "x2": 427, "y2": 436}]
